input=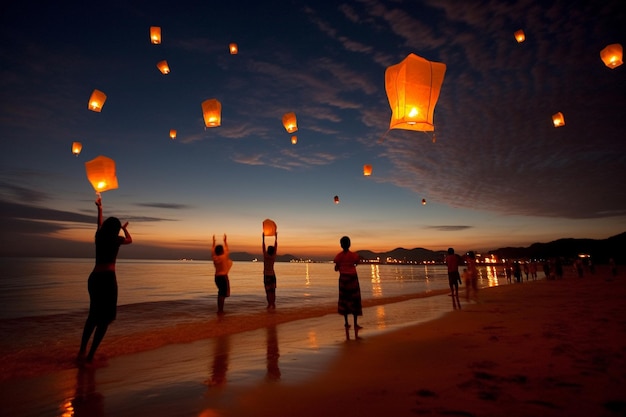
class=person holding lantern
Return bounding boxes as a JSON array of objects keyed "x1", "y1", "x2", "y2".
[
  {"x1": 77, "y1": 196, "x2": 132, "y2": 364},
  {"x1": 212, "y1": 234, "x2": 232, "y2": 314},
  {"x1": 262, "y1": 232, "x2": 278, "y2": 309},
  {"x1": 334, "y1": 236, "x2": 363, "y2": 332}
]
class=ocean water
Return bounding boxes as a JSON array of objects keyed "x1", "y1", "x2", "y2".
[{"x1": 0, "y1": 257, "x2": 508, "y2": 380}]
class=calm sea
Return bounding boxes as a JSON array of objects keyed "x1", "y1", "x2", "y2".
[{"x1": 0, "y1": 257, "x2": 507, "y2": 380}]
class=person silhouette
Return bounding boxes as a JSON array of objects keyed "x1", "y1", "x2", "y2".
[
  {"x1": 334, "y1": 236, "x2": 363, "y2": 332},
  {"x1": 262, "y1": 232, "x2": 278, "y2": 309}
]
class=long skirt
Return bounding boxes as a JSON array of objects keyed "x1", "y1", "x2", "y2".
[
  {"x1": 87, "y1": 270, "x2": 118, "y2": 325},
  {"x1": 338, "y1": 273, "x2": 362, "y2": 316}
]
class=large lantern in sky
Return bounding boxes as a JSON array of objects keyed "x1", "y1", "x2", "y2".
[
  {"x1": 202, "y1": 99, "x2": 222, "y2": 127},
  {"x1": 514, "y1": 30, "x2": 525, "y2": 43},
  {"x1": 263, "y1": 219, "x2": 277, "y2": 236},
  {"x1": 552, "y1": 112, "x2": 565, "y2": 127},
  {"x1": 85, "y1": 156, "x2": 118, "y2": 193},
  {"x1": 282, "y1": 112, "x2": 298, "y2": 133},
  {"x1": 363, "y1": 164, "x2": 372, "y2": 176},
  {"x1": 150, "y1": 26, "x2": 161, "y2": 44},
  {"x1": 157, "y1": 60, "x2": 170, "y2": 74},
  {"x1": 88, "y1": 89, "x2": 107, "y2": 112},
  {"x1": 385, "y1": 53, "x2": 446, "y2": 132},
  {"x1": 71, "y1": 142, "x2": 82, "y2": 156},
  {"x1": 600, "y1": 44, "x2": 623, "y2": 69},
  {"x1": 229, "y1": 43, "x2": 238, "y2": 54}
]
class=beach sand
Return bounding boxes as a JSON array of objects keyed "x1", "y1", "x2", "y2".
[{"x1": 2, "y1": 268, "x2": 625, "y2": 417}]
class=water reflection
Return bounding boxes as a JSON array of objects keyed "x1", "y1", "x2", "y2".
[
  {"x1": 207, "y1": 334, "x2": 230, "y2": 387},
  {"x1": 266, "y1": 326, "x2": 281, "y2": 381},
  {"x1": 375, "y1": 305, "x2": 387, "y2": 330},
  {"x1": 63, "y1": 366, "x2": 104, "y2": 417},
  {"x1": 369, "y1": 264, "x2": 382, "y2": 297}
]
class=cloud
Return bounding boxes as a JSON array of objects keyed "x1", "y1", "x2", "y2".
[
  {"x1": 426, "y1": 225, "x2": 473, "y2": 232},
  {"x1": 135, "y1": 202, "x2": 192, "y2": 210}
]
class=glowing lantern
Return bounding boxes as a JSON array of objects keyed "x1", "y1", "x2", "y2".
[
  {"x1": 88, "y1": 89, "x2": 107, "y2": 112},
  {"x1": 514, "y1": 30, "x2": 525, "y2": 43},
  {"x1": 552, "y1": 112, "x2": 565, "y2": 127},
  {"x1": 334, "y1": 195, "x2": 340, "y2": 204},
  {"x1": 282, "y1": 112, "x2": 298, "y2": 133},
  {"x1": 157, "y1": 60, "x2": 170, "y2": 74},
  {"x1": 169, "y1": 129, "x2": 177, "y2": 139},
  {"x1": 71, "y1": 142, "x2": 82, "y2": 156},
  {"x1": 202, "y1": 99, "x2": 222, "y2": 127},
  {"x1": 363, "y1": 164, "x2": 372, "y2": 176},
  {"x1": 291, "y1": 135, "x2": 297, "y2": 145},
  {"x1": 385, "y1": 53, "x2": 446, "y2": 132},
  {"x1": 421, "y1": 198, "x2": 427, "y2": 205},
  {"x1": 150, "y1": 26, "x2": 161, "y2": 44},
  {"x1": 262, "y1": 219, "x2": 277, "y2": 236},
  {"x1": 229, "y1": 43, "x2": 238, "y2": 54},
  {"x1": 600, "y1": 44, "x2": 623, "y2": 69},
  {"x1": 85, "y1": 156, "x2": 118, "y2": 193}
]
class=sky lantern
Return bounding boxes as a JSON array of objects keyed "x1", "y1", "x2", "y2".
[
  {"x1": 363, "y1": 164, "x2": 372, "y2": 176},
  {"x1": 85, "y1": 156, "x2": 118, "y2": 193},
  {"x1": 291, "y1": 135, "x2": 297, "y2": 144},
  {"x1": 202, "y1": 99, "x2": 222, "y2": 127},
  {"x1": 71, "y1": 142, "x2": 82, "y2": 156},
  {"x1": 421, "y1": 198, "x2": 427, "y2": 205},
  {"x1": 334, "y1": 195, "x2": 340, "y2": 204},
  {"x1": 157, "y1": 60, "x2": 170, "y2": 74},
  {"x1": 229, "y1": 43, "x2": 238, "y2": 54},
  {"x1": 169, "y1": 129, "x2": 177, "y2": 139},
  {"x1": 262, "y1": 219, "x2": 277, "y2": 236},
  {"x1": 282, "y1": 112, "x2": 298, "y2": 133},
  {"x1": 88, "y1": 89, "x2": 107, "y2": 112},
  {"x1": 600, "y1": 44, "x2": 623, "y2": 69},
  {"x1": 150, "y1": 26, "x2": 161, "y2": 44},
  {"x1": 385, "y1": 53, "x2": 446, "y2": 132},
  {"x1": 552, "y1": 112, "x2": 565, "y2": 127},
  {"x1": 514, "y1": 30, "x2": 525, "y2": 43}
]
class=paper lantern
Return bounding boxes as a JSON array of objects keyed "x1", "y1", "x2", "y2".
[
  {"x1": 385, "y1": 53, "x2": 447, "y2": 132},
  {"x1": 229, "y1": 43, "x2": 238, "y2": 54},
  {"x1": 202, "y1": 99, "x2": 222, "y2": 127},
  {"x1": 552, "y1": 112, "x2": 565, "y2": 127},
  {"x1": 71, "y1": 142, "x2": 82, "y2": 156},
  {"x1": 85, "y1": 156, "x2": 118, "y2": 193},
  {"x1": 150, "y1": 26, "x2": 161, "y2": 44},
  {"x1": 421, "y1": 198, "x2": 427, "y2": 205},
  {"x1": 262, "y1": 219, "x2": 277, "y2": 236},
  {"x1": 169, "y1": 129, "x2": 177, "y2": 139},
  {"x1": 157, "y1": 60, "x2": 170, "y2": 74},
  {"x1": 88, "y1": 89, "x2": 107, "y2": 112},
  {"x1": 291, "y1": 135, "x2": 297, "y2": 144},
  {"x1": 514, "y1": 30, "x2": 525, "y2": 43},
  {"x1": 282, "y1": 112, "x2": 298, "y2": 133},
  {"x1": 363, "y1": 164, "x2": 372, "y2": 176},
  {"x1": 334, "y1": 195, "x2": 340, "y2": 204},
  {"x1": 600, "y1": 44, "x2": 623, "y2": 69}
]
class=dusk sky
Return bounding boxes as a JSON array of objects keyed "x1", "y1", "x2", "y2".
[{"x1": 1, "y1": 0, "x2": 625, "y2": 260}]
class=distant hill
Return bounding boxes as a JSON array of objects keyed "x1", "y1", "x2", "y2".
[
  {"x1": 357, "y1": 247, "x2": 446, "y2": 263},
  {"x1": 488, "y1": 232, "x2": 626, "y2": 264}
]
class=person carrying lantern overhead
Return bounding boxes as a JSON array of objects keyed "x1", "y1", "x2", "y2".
[
  {"x1": 212, "y1": 234, "x2": 232, "y2": 314},
  {"x1": 262, "y1": 232, "x2": 278, "y2": 309}
]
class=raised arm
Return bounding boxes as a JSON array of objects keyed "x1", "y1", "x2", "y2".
[
  {"x1": 262, "y1": 233, "x2": 266, "y2": 255},
  {"x1": 121, "y1": 222, "x2": 132, "y2": 245},
  {"x1": 223, "y1": 234, "x2": 229, "y2": 253},
  {"x1": 95, "y1": 196, "x2": 103, "y2": 230},
  {"x1": 274, "y1": 232, "x2": 278, "y2": 253}
]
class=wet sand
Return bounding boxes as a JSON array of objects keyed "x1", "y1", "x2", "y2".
[{"x1": 2, "y1": 268, "x2": 625, "y2": 417}]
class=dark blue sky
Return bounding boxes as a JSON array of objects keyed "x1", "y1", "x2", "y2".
[{"x1": 1, "y1": 0, "x2": 624, "y2": 260}]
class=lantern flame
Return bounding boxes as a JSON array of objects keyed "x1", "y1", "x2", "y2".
[
  {"x1": 169, "y1": 129, "x2": 177, "y2": 139},
  {"x1": 514, "y1": 30, "x2": 525, "y2": 43},
  {"x1": 229, "y1": 43, "x2": 238, "y2": 54},
  {"x1": 552, "y1": 112, "x2": 565, "y2": 127},
  {"x1": 291, "y1": 135, "x2": 297, "y2": 144},
  {"x1": 88, "y1": 89, "x2": 107, "y2": 112},
  {"x1": 600, "y1": 44, "x2": 623, "y2": 69},
  {"x1": 385, "y1": 53, "x2": 446, "y2": 132}
]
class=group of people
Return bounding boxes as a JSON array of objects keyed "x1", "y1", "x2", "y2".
[{"x1": 77, "y1": 197, "x2": 364, "y2": 364}]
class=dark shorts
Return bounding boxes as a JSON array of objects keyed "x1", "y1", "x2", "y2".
[
  {"x1": 88, "y1": 270, "x2": 118, "y2": 325},
  {"x1": 338, "y1": 273, "x2": 362, "y2": 316},
  {"x1": 448, "y1": 270, "x2": 461, "y2": 287},
  {"x1": 264, "y1": 274, "x2": 277, "y2": 291},
  {"x1": 215, "y1": 275, "x2": 230, "y2": 297}
]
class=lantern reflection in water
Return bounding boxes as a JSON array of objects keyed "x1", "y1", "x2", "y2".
[
  {"x1": 600, "y1": 44, "x2": 623, "y2": 69},
  {"x1": 88, "y1": 89, "x2": 107, "y2": 112},
  {"x1": 85, "y1": 156, "x2": 118, "y2": 193},
  {"x1": 385, "y1": 53, "x2": 446, "y2": 132}
]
